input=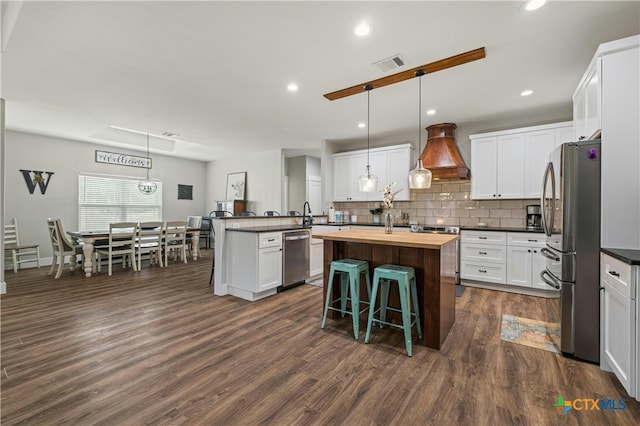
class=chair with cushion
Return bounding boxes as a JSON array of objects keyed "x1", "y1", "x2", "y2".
[
  {"x1": 136, "y1": 221, "x2": 164, "y2": 270},
  {"x1": 46, "y1": 218, "x2": 82, "y2": 279},
  {"x1": 199, "y1": 217, "x2": 212, "y2": 249},
  {"x1": 263, "y1": 211, "x2": 280, "y2": 216},
  {"x1": 238, "y1": 211, "x2": 257, "y2": 217},
  {"x1": 209, "y1": 210, "x2": 232, "y2": 217},
  {"x1": 288, "y1": 210, "x2": 302, "y2": 216},
  {"x1": 4, "y1": 218, "x2": 40, "y2": 273},
  {"x1": 96, "y1": 222, "x2": 138, "y2": 276},
  {"x1": 163, "y1": 221, "x2": 188, "y2": 265}
]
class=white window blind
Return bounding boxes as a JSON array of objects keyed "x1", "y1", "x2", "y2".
[{"x1": 78, "y1": 174, "x2": 162, "y2": 231}]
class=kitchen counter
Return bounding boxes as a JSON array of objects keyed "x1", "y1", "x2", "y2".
[
  {"x1": 226, "y1": 225, "x2": 311, "y2": 233},
  {"x1": 314, "y1": 229, "x2": 457, "y2": 350},
  {"x1": 461, "y1": 226, "x2": 545, "y2": 233},
  {"x1": 601, "y1": 248, "x2": 640, "y2": 265}
]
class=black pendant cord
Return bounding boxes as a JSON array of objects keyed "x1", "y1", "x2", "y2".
[
  {"x1": 415, "y1": 70, "x2": 425, "y2": 157},
  {"x1": 364, "y1": 84, "x2": 373, "y2": 172},
  {"x1": 146, "y1": 133, "x2": 151, "y2": 180}
]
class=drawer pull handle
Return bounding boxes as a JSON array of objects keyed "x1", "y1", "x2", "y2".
[
  {"x1": 478, "y1": 269, "x2": 487, "y2": 273},
  {"x1": 478, "y1": 251, "x2": 487, "y2": 255},
  {"x1": 479, "y1": 236, "x2": 487, "y2": 240},
  {"x1": 608, "y1": 270, "x2": 620, "y2": 278}
]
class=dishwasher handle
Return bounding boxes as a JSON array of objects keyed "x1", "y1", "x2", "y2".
[{"x1": 284, "y1": 233, "x2": 310, "y2": 241}]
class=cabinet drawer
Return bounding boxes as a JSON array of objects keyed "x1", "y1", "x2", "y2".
[
  {"x1": 461, "y1": 243, "x2": 506, "y2": 263},
  {"x1": 507, "y1": 232, "x2": 545, "y2": 247},
  {"x1": 259, "y1": 232, "x2": 282, "y2": 248},
  {"x1": 461, "y1": 231, "x2": 506, "y2": 245},
  {"x1": 461, "y1": 261, "x2": 506, "y2": 284},
  {"x1": 601, "y1": 253, "x2": 635, "y2": 298}
]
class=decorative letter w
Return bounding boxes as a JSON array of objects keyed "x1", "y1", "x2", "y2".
[{"x1": 19, "y1": 170, "x2": 54, "y2": 194}]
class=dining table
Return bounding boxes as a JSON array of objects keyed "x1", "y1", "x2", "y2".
[{"x1": 68, "y1": 227, "x2": 201, "y2": 277}]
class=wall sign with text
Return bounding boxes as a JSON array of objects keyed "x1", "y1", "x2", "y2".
[{"x1": 95, "y1": 150, "x2": 151, "y2": 169}]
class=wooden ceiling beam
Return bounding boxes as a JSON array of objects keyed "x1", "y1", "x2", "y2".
[{"x1": 323, "y1": 47, "x2": 486, "y2": 101}]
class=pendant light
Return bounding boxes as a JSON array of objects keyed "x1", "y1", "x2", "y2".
[
  {"x1": 408, "y1": 70, "x2": 432, "y2": 189},
  {"x1": 358, "y1": 84, "x2": 378, "y2": 192},
  {"x1": 138, "y1": 133, "x2": 157, "y2": 195}
]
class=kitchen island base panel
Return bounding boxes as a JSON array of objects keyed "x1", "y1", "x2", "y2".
[{"x1": 322, "y1": 239, "x2": 456, "y2": 350}]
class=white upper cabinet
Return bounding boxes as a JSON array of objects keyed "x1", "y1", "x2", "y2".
[
  {"x1": 471, "y1": 122, "x2": 573, "y2": 200},
  {"x1": 573, "y1": 57, "x2": 602, "y2": 141},
  {"x1": 332, "y1": 144, "x2": 412, "y2": 202},
  {"x1": 524, "y1": 130, "x2": 556, "y2": 199}
]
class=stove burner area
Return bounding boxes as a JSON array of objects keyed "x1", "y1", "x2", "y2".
[{"x1": 410, "y1": 225, "x2": 460, "y2": 235}]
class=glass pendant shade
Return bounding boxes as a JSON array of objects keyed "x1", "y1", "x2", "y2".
[
  {"x1": 139, "y1": 133, "x2": 157, "y2": 195},
  {"x1": 408, "y1": 159, "x2": 432, "y2": 189},
  {"x1": 359, "y1": 85, "x2": 378, "y2": 192},
  {"x1": 408, "y1": 69, "x2": 432, "y2": 189},
  {"x1": 358, "y1": 165, "x2": 378, "y2": 192}
]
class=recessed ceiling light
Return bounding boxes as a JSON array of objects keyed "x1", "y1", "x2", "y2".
[
  {"x1": 358, "y1": 122, "x2": 366, "y2": 128},
  {"x1": 525, "y1": 0, "x2": 546, "y2": 11},
  {"x1": 426, "y1": 109, "x2": 437, "y2": 115},
  {"x1": 521, "y1": 89, "x2": 534, "y2": 96},
  {"x1": 287, "y1": 83, "x2": 298, "y2": 92},
  {"x1": 354, "y1": 23, "x2": 370, "y2": 37}
]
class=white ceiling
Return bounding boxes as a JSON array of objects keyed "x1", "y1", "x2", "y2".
[{"x1": 2, "y1": 1, "x2": 639, "y2": 161}]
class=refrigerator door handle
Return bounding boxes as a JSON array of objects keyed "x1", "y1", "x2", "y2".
[
  {"x1": 540, "y1": 161, "x2": 555, "y2": 237},
  {"x1": 540, "y1": 269, "x2": 561, "y2": 290},
  {"x1": 540, "y1": 247, "x2": 560, "y2": 261}
]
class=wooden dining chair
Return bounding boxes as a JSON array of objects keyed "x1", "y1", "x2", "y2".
[
  {"x1": 96, "y1": 222, "x2": 138, "y2": 276},
  {"x1": 136, "y1": 221, "x2": 164, "y2": 270},
  {"x1": 4, "y1": 218, "x2": 40, "y2": 273},
  {"x1": 46, "y1": 218, "x2": 82, "y2": 279},
  {"x1": 163, "y1": 221, "x2": 188, "y2": 265}
]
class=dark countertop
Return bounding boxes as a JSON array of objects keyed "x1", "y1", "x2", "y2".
[
  {"x1": 601, "y1": 248, "x2": 640, "y2": 265},
  {"x1": 226, "y1": 225, "x2": 311, "y2": 233},
  {"x1": 461, "y1": 226, "x2": 545, "y2": 233}
]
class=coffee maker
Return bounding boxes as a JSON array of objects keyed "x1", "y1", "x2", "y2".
[{"x1": 526, "y1": 204, "x2": 542, "y2": 230}]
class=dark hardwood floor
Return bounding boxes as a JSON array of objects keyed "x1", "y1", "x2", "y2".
[{"x1": 2, "y1": 252, "x2": 639, "y2": 425}]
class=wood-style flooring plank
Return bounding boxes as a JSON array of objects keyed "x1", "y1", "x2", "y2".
[{"x1": 2, "y1": 254, "x2": 639, "y2": 425}]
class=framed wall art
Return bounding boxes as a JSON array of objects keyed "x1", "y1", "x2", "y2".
[
  {"x1": 177, "y1": 184, "x2": 193, "y2": 200},
  {"x1": 225, "y1": 172, "x2": 246, "y2": 200}
]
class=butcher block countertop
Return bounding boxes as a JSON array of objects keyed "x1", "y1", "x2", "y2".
[{"x1": 313, "y1": 229, "x2": 458, "y2": 249}]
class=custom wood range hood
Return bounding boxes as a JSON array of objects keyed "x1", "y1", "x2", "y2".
[{"x1": 422, "y1": 123, "x2": 470, "y2": 180}]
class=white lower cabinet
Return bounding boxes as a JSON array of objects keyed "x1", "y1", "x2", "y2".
[
  {"x1": 461, "y1": 230, "x2": 554, "y2": 295},
  {"x1": 309, "y1": 238, "x2": 323, "y2": 277},
  {"x1": 600, "y1": 252, "x2": 637, "y2": 400},
  {"x1": 506, "y1": 233, "x2": 547, "y2": 289},
  {"x1": 227, "y1": 231, "x2": 282, "y2": 301}
]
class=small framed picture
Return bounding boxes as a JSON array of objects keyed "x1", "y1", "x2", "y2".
[
  {"x1": 178, "y1": 184, "x2": 193, "y2": 200},
  {"x1": 226, "y1": 172, "x2": 246, "y2": 200}
]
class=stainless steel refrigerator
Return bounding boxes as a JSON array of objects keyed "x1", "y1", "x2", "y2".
[{"x1": 540, "y1": 139, "x2": 601, "y2": 363}]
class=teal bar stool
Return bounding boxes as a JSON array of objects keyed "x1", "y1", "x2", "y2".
[
  {"x1": 321, "y1": 259, "x2": 371, "y2": 340},
  {"x1": 365, "y1": 264, "x2": 422, "y2": 356}
]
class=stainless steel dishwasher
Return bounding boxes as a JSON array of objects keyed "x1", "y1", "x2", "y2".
[{"x1": 281, "y1": 229, "x2": 310, "y2": 290}]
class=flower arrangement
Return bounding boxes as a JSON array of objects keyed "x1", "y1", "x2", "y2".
[{"x1": 381, "y1": 182, "x2": 402, "y2": 209}]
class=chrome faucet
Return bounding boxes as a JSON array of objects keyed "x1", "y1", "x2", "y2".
[{"x1": 302, "y1": 201, "x2": 313, "y2": 226}]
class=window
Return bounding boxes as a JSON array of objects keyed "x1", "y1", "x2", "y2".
[{"x1": 78, "y1": 174, "x2": 162, "y2": 231}]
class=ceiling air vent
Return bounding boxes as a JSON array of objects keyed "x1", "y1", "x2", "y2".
[{"x1": 373, "y1": 54, "x2": 406, "y2": 72}]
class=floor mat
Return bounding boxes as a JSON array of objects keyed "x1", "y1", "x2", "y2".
[
  {"x1": 307, "y1": 277, "x2": 323, "y2": 287},
  {"x1": 500, "y1": 314, "x2": 560, "y2": 353}
]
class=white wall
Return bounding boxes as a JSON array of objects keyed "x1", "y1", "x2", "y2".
[
  {"x1": 4, "y1": 130, "x2": 207, "y2": 261},
  {"x1": 206, "y1": 149, "x2": 283, "y2": 216}
]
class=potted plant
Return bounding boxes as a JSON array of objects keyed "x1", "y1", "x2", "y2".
[{"x1": 369, "y1": 206, "x2": 384, "y2": 224}]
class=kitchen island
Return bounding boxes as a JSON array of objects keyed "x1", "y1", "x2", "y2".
[{"x1": 314, "y1": 229, "x2": 458, "y2": 350}]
